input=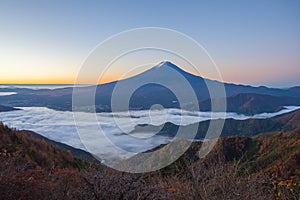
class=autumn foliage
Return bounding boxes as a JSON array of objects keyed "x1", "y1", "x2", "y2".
[{"x1": 0, "y1": 121, "x2": 299, "y2": 199}]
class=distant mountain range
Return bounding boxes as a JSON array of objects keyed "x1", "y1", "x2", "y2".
[
  {"x1": 0, "y1": 105, "x2": 20, "y2": 112},
  {"x1": 199, "y1": 93, "x2": 300, "y2": 115},
  {"x1": 132, "y1": 108, "x2": 300, "y2": 139},
  {"x1": 0, "y1": 61, "x2": 299, "y2": 114}
]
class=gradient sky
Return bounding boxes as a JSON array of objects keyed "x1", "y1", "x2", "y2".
[{"x1": 0, "y1": 0, "x2": 299, "y2": 87}]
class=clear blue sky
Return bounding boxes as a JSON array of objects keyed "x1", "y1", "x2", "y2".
[{"x1": 0, "y1": 0, "x2": 299, "y2": 87}]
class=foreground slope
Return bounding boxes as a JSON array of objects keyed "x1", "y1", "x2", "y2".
[
  {"x1": 0, "y1": 122, "x2": 97, "y2": 199},
  {"x1": 164, "y1": 129, "x2": 300, "y2": 199},
  {"x1": 0, "y1": 123, "x2": 165, "y2": 199},
  {"x1": 0, "y1": 110, "x2": 299, "y2": 199}
]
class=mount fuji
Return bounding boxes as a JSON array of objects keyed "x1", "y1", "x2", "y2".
[
  {"x1": 93, "y1": 61, "x2": 300, "y2": 112},
  {"x1": 0, "y1": 61, "x2": 299, "y2": 114}
]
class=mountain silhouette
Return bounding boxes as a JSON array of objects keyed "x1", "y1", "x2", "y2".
[
  {"x1": 0, "y1": 61, "x2": 299, "y2": 113},
  {"x1": 93, "y1": 61, "x2": 300, "y2": 112}
]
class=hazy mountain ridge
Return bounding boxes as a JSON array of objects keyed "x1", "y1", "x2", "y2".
[
  {"x1": 132, "y1": 109, "x2": 300, "y2": 139},
  {"x1": 199, "y1": 93, "x2": 300, "y2": 115},
  {"x1": 0, "y1": 105, "x2": 20, "y2": 112}
]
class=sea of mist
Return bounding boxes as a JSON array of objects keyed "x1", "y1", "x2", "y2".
[{"x1": 0, "y1": 106, "x2": 299, "y2": 162}]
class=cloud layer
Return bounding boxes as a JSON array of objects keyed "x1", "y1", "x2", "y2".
[{"x1": 0, "y1": 106, "x2": 299, "y2": 163}]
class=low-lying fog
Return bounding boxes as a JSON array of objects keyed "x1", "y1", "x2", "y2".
[{"x1": 0, "y1": 106, "x2": 299, "y2": 163}]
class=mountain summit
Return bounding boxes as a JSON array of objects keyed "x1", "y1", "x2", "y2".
[
  {"x1": 155, "y1": 61, "x2": 175, "y2": 67},
  {"x1": 139, "y1": 61, "x2": 192, "y2": 77},
  {"x1": 154, "y1": 61, "x2": 184, "y2": 71}
]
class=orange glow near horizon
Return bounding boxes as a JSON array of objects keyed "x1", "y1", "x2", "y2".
[
  {"x1": 1, "y1": 60, "x2": 299, "y2": 86},
  {"x1": 0, "y1": 74, "x2": 123, "y2": 85},
  {"x1": 0, "y1": 78, "x2": 75, "y2": 85}
]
